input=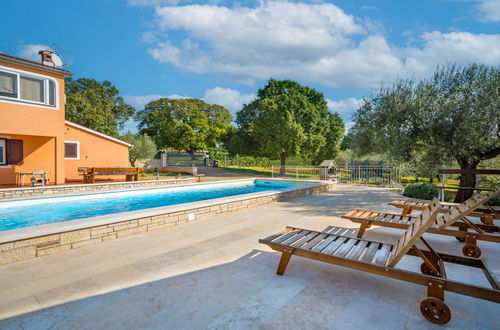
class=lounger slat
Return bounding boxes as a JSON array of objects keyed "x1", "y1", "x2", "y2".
[
  {"x1": 403, "y1": 223, "x2": 415, "y2": 246},
  {"x1": 361, "y1": 211, "x2": 373, "y2": 218},
  {"x1": 321, "y1": 226, "x2": 335, "y2": 233},
  {"x1": 402, "y1": 216, "x2": 412, "y2": 224},
  {"x1": 302, "y1": 233, "x2": 328, "y2": 250},
  {"x1": 332, "y1": 238, "x2": 357, "y2": 257},
  {"x1": 344, "y1": 210, "x2": 357, "y2": 217},
  {"x1": 274, "y1": 230, "x2": 301, "y2": 244},
  {"x1": 291, "y1": 231, "x2": 319, "y2": 248},
  {"x1": 353, "y1": 211, "x2": 366, "y2": 218},
  {"x1": 322, "y1": 236, "x2": 348, "y2": 255},
  {"x1": 311, "y1": 235, "x2": 338, "y2": 252},
  {"x1": 375, "y1": 244, "x2": 392, "y2": 266},
  {"x1": 285, "y1": 230, "x2": 311, "y2": 246},
  {"x1": 392, "y1": 215, "x2": 402, "y2": 223},
  {"x1": 262, "y1": 228, "x2": 291, "y2": 243},
  {"x1": 331, "y1": 227, "x2": 353, "y2": 236},
  {"x1": 358, "y1": 242, "x2": 380, "y2": 263},
  {"x1": 345, "y1": 240, "x2": 368, "y2": 260}
]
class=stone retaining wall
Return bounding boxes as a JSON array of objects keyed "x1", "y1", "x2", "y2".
[
  {"x1": 0, "y1": 182, "x2": 334, "y2": 265},
  {"x1": 0, "y1": 178, "x2": 195, "y2": 199},
  {"x1": 160, "y1": 166, "x2": 198, "y2": 175}
]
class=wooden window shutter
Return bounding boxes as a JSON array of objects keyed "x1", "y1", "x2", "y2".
[
  {"x1": 64, "y1": 143, "x2": 78, "y2": 158},
  {"x1": 7, "y1": 139, "x2": 23, "y2": 165}
]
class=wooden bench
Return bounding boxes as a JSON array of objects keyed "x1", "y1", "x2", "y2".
[
  {"x1": 260, "y1": 199, "x2": 500, "y2": 325},
  {"x1": 78, "y1": 167, "x2": 142, "y2": 184}
]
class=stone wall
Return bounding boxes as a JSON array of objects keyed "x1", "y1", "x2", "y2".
[
  {"x1": 0, "y1": 178, "x2": 196, "y2": 199},
  {"x1": 0, "y1": 183, "x2": 334, "y2": 265},
  {"x1": 160, "y1": 166, "x2": 198, "y2": 175}
]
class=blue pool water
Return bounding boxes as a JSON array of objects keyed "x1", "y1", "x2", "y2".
[{"x1": 0, "y1": 181, "x2": 297, "y2": 231}]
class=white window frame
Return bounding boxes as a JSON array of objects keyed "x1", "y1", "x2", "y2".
[
  {"x1": 0, "y1": 65, "x2": 59, "y2": 109},
  {"x1": 0, "y1": 138, "x2": 6, "y2": 165},
  {"x1": 64, "y1": 141, "x2": 80, "y2": 160}
]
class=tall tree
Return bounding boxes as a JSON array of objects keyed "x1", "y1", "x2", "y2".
[
  {"x1": 135, "y1": 98, "x2": 233, "y2": 153},
  {"x1": 232, "y1": 79, "x2": 344, "y2": 174},
  {"x1": 65, "y1": 78, "x2": 134, "y2": 136},
  {"x1": 349, "y1": 64, "x2": 500, "y2": 201}
]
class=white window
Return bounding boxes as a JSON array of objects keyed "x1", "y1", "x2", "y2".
[
  {"x1": 64, "y1": 141, "x2": 80, "y2": 159},
  {"x1": 0, "y1": 139, "x2": 5, "y2": 165},
  {"x1": 0, "y1": 68, "x2": 57, "y2": 107}
]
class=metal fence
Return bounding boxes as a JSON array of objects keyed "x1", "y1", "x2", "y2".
[
  {"x1": 270, "y1": 165, "x2": 400, "y2": 186},
  {"x1": 271, "y1": 166, "x2": 321, "y2": 180},
  {"x1": 337, "y1": 166, "x2": 400, "y2": 186}
]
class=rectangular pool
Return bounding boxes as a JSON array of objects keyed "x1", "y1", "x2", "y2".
[{"x1": 0, "y1": 180, "x2": 299, "y2": 231}]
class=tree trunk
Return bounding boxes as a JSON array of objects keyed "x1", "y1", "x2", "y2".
[
  {"x1": 130, "y1": 158, "x2": 136, "y2": 167},
  {"x1": 454, "y1": 161, "x2": 479, "y2": 203},
  {"x1": 280, "y1": 153, "x2": 286, "y2": 176}
]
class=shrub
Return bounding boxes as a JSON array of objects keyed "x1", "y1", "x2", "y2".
[{"x1": 403, "y1": 182, "x2": 438, "y2": 200}]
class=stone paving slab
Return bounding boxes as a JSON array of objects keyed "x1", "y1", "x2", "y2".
[{"x1": 0, "y1": 185, "x2": 498, "y2": 329}]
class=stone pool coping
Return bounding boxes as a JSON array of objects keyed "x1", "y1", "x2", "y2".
[
  {"x1": 0, "y1": 179, "x2": 335, "y2": 265},
  {"x1": 0, "y1": 177, "x2": 196, "y2": 199}
]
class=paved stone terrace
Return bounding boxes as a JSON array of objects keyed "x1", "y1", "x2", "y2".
[{"x1": 0, "y1": 185, "x2": 498, "y2": 329}]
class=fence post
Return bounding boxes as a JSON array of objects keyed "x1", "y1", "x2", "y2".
[
  {"x1": 296, "y1": 166, "x2": 299, "y2": 179},
  {"x1": 271, "y1": 165, "x2": 274, "y2": 178}
]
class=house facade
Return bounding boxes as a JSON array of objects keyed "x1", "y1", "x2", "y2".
[{"x1": 0, "y1": 52, "x2": 131, "y2": 186}]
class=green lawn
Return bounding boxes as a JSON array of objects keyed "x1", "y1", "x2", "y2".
[{"x1": 222, "y1": 166, "x2": 273, "y2": 176}]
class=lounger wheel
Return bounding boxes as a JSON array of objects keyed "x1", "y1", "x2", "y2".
[
  {"x1": 462, "y1": 244, "x2": 481, "y2": 258},
  {"x1": 455, "y1": 236, "x2": 465, "y2": 242},
  {"x1": 420, "y1": 263, "x2": 438, "y2": 276},
  {"x1": 420, "y1": 297, "x2": 451, "y2": 325}
]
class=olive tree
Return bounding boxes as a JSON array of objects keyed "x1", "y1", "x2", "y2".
[{"x1": 350, "y1": 64, "x2": 500, "y2": 201}]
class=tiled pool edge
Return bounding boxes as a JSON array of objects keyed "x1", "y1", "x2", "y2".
[
  {"x1": 0, "y1": 181, "x2": 335, "y2": 265},
  {"x1": 0, "y1": 178, "x2": 196, "y2": 199}
]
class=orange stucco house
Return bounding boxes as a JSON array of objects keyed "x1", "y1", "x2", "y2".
[{"x1": 0, "y1": 52, "x2": 131, "y2": 186}]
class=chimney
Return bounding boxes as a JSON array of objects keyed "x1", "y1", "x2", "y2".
[{"x1": 38, "y1": 49, "x2": 55, "y2": 67}]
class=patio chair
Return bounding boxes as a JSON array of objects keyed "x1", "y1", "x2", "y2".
[
  {"x1": 259, "y1": 199, "x2": 500, "y2": 325},
  {"x1": 341, "y1": 190, "x2": 500, "y2": 258}
]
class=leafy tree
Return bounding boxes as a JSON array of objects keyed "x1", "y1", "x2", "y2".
[
  {"x1": 135, "y1": 98, "x2": 233, "y2": 153},
  {"x1": 231, "y1": 79, "x2": 344, "y2": 174},
  {"x1": 349, "y1": 64, "x2": 500, "y2": 201},
  {"x1": 121, "y1": 133, "x2": 157, "y2": 167},
  {"x1": 65, "y1": 78, "x2": 134, "y2": 136}
]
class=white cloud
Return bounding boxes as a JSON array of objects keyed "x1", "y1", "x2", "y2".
[
  {"x1": 123, "y1": 93, "x2": 189, "y2": 110},
  {"x1": 17, "y1": 44, "x2": 52, "y2": 62},
  {"x1": 326, "y1": 97, "x2": 363, "y2": 121},
  {"x1": 145, "y1": 1, "x2": 500, "y2": 89},
  {"x1": 476, "y1": 0, "x2": 500, "y2": 22},
  {"x1": 203, "y1": 87, "x2": 255, "y2": 115}
]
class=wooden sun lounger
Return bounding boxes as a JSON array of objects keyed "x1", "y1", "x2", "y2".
[
  {"x1": 259, "y1": 200, "x2": 500, "y2": 325},
  {"x1": 342, "y1": 190, "x2": 500, "y2": 258},
  {"x1": 388, "y1": 193, "x2": 500, "y2": 225}
]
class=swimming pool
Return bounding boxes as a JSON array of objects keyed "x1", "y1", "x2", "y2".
[{"x1": 0, "y1": 180, "x2": 297, "y2": 231}]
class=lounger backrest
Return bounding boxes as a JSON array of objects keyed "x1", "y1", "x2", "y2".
[
  {"x1": 435, "y1": 189, "x2": 500, "y2": 229},
  {"x1": 387, "y1": 199, "x2": 441, "y2": 267}
]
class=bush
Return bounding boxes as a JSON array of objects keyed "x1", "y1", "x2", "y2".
[{"x1": 403, "y1": 182, "x2": 438, "y2": 200}]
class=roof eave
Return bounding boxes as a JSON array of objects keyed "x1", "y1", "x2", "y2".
[{"x1": 0, "y1": 54, "x2": 72, "y2": 76}]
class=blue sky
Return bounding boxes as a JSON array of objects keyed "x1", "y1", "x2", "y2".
[{"x1": 2, "y1": 0, "x2": 499, "y2": 133}]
